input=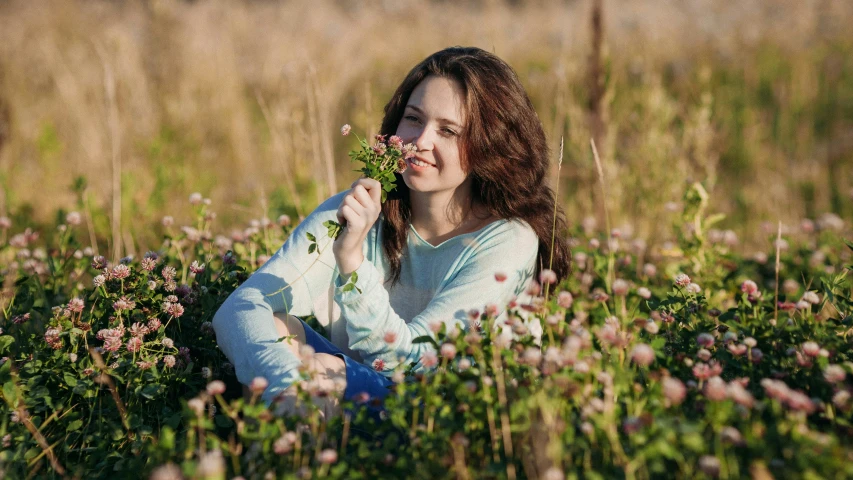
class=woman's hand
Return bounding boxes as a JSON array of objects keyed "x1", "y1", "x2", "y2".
[{"x1": 333, "y1": 178, "x2": 382, "y2": 277}]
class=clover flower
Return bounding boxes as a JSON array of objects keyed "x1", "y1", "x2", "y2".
[
  {"x1": 556, "y1": 291, "x2": 573, "y2": 308},
  {"x1": 111, "y1": 264, "x2": 131, "y2": 280},
  {"x1": 591, "y1": 289, "x2": 609, "y2": 302},
  {"x1": 113, "y1": 296, "x2": 136, "y2": 312},
  {"x1": 340, "y1": 124, "x2": 351, "y2": 136},
  {"x1": 136, "y1": 361, "x2": 154, "y2": 370},
  {"x1": 696, "y1": 332, "x2": 715, "y2": 348},
  {"x1": 66, "y1": 211, "x2": 82, "y2": 226},
  {"x1": 824, "y1": 364, "x2": 846, "y2": 383},
  {"x1": 833, "y1": 390, "x2": 851, "y2": 409},
  {"x1": 612, "y1": 278, "x2": 629, "y2": 296},
  {"x1": 802, "y1": 341, "x2": 820, "y2": 357},
  {"x1": 698, "y1": 456, "x2": 720, "y2": 477},
  {"x1": 727, "y1": 382, "x2": 755, "y2": 408},
  {"x1": 372, "y1": 359, "x2": 386, "y2": 371},
  {"x1": 401, "y1": 143, "x2": 417, "y2": 159},
  {"x1": 630, "y1": 343, "x2": 655, "y2": 367},
  {"x1": 206, "y1": 380, "x2": 226, "y2": 396},
  {"x1": 421, "y1": 350, "x2": 438, "y2": 368},
  {"x1": 388, "y1": 135, "x2": 403, "y2": 149},
  {"x1": 130, "y1": 322, "x2": 149, "y2": 338},
  {"x1": 66, "y1": 297, "x2": 85, "y2": 314},
  {"x1": 250, "y1": 377, "x2": 269, "y2": 394},
  {"x1": 141, "y1": 257, "x2": 157, "y2": 271},
  {"x1": 162, "y1": 355, "x2": 176, "y2": 368},
  {"x1": 740, "y1": 280, "x2": 758, "y2": 295},
  {"x1": 728, "y1": 344, "x2": 748, "y2": 356},
  {"x1": 161, "y1": 266, "x2": 177, "y2": 281},
  {"x1": 539, "y1": 269, "x2": 557, "y2": 285},
  {"x1": 440, "y1": 343, "x2": 457, "y2": 360},
  {"x1": 99, "y1": 329, "x2": 123, "y2": 352},
  {"x1": 801, "y1": 291, "x2": 820, "y2": 305},
  {"x1": 371, "y1": 142, "x2": 387, "y2": 156},
  {"x1": 91, "y1": 255, "x2": 108, "y2": 270},
  {"x1": 44, "y1": 327, "x2": 62, "y2": 349},
  {"x1": 126, "y1": 337, "x2": 143, "y2": 353},
  {"x1": 674, "y1": 273, "x2": 690, "y2": 287},
  {"x1": 318, "y1": 449, "x2": 338, "y2": 464},
  {"x1": 148, "y1": 318, "x2": 162, "y2": 332},
  {"x1": 662, "y1": 377, "x2": 686, "y2": 405},
  {"x1": 693, "y1": 361, "x2": 723, "y2": 381},
  {"x1": 273, "y1": 432, "x2": 298, "y2": 454}
]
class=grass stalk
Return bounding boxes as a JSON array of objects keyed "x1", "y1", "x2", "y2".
[
  {"x1": 544, "y1": 136, "x2": 564, "y2": 303},
  {"x1": 96, "y1": 44, "x2": 122, "y2": 262},
  {"x1": 591, "y1": 138, "x2": 614, "y2": 293},
  {"x1": 5, "y1": 363, "x2": 66, "y2": 476},
  {"x1": 490, "y1": 345, "x2": 516, "y2": 480},
  {"x1": 89, "y1": 348, "x2": 130, "y2": 431},
  {"x1": 774, "y1": 221, "x2": 782, "y2": 324}
]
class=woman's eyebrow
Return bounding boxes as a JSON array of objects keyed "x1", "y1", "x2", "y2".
[{"x1": 405, "y1": 105, "x2": 463, "y2": 128}]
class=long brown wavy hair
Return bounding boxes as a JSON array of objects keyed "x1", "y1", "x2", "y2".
[{"x1": 379, "y1": 46, "x2": 571, "y2": 285}]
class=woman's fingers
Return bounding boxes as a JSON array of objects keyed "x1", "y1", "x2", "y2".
[
  {"x1": 352, "y1": 178, "x2": 382, "y2": 205},
  {"x1": 337, "y1": 204, "x2": 363, "y2": 230},
  {"x1": 351, "y1": 186, "x2": 378, "y2": 216}
]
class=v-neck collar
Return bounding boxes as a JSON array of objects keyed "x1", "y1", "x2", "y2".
[{"x1": 409, "y1": 219, "x2": 506, "y2": 249}]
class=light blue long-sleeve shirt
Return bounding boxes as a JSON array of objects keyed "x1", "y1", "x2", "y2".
[{"x1": 212, "y1": 190, "x2": 539, "y2": 402}]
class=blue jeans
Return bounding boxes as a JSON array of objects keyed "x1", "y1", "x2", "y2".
[{"x1": 300, "y1": 319, "x2": 394, "y2": 418}]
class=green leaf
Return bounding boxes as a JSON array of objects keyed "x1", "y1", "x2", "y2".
[
  {"x1": 140, "y1": 384, "x2": 162, "y2": 399},
  {"x1": 308, "y1": 243, "x2": 317, "y2": 254},
  {"x1": 305, "y1": 232, "x2": 316, "y2": 242},
  {"x1": 0, "y1": 335, "x2": 14, "y2": 354},
  {"x1": 3, "y1": 381, "x2": 18, "y2": 406},
  {"x1": 63, "y1": 372, "x2": 78, "y2": 387},
  {"x1": 412, "y1": 335, "x2": 439, "y2": 349},
  {"x1": 66, "y1": 419, "x2": 84, "y2": 432},
  {"x1": 214, "y1": 414, "x2": 233, "y2": 428}
]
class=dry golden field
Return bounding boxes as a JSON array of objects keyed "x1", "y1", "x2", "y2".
[{"x1": 0, "y1": 0, "x2": 851, "y2": 255}]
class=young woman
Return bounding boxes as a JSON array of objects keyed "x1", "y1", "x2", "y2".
[{"x1": 212, "y1": 46, "x2": 571, "y2": 416}]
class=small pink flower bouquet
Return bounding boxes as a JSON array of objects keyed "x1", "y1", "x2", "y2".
[{"x1": 321, "y1": 125, "x2": 417, "y2": 240}]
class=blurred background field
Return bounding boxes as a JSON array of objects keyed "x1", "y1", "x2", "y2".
[{"x1": 0, "y1": 0, "x2": 851, "y2": 256}]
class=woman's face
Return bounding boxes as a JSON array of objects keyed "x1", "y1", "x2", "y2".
[{"x1": 396, "y1": 75, "x2": 469, "y2": 198}]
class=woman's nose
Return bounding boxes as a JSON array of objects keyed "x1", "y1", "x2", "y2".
[{"x1": 412, "y1": 127, "x2": 434, "y2": 152}]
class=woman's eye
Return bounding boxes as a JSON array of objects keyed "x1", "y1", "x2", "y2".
[
  {"x1": 441, "y1": 128, "x2": 458, "y2": 136},
  {"x1": 404, "y1": 115, "x2": 420, "y2": 123}
]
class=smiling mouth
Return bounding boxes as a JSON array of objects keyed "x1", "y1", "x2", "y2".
[{"x1": 408, "y1": 157, "x2": 435, "y2": 168}]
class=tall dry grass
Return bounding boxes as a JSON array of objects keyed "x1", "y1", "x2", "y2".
[{"x1": 0, "y1": 0, "x2": 851, "y2": 256}]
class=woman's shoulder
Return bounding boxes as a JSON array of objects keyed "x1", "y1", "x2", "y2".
[
  {"x1": 316, "y1": 190, "x2": 349, "y2": 212},
  {"x1": 471, "y1": 217, "x2": 538, "y2": 254}
]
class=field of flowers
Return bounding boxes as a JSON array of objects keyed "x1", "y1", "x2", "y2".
[
  {"x1": 1, "y1": 0, "x2": 853, "y2": 478},
  {"x1": 0, "y1": 185, "x2": 851, "y2": 479}
]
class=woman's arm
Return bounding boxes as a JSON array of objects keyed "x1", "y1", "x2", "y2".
[
  {"x1": 212, "y1": 192, "x2": 345, "y2": 401},
  {"x1": 335, "y1": 220, "x2": 539, "y2": 373}
]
